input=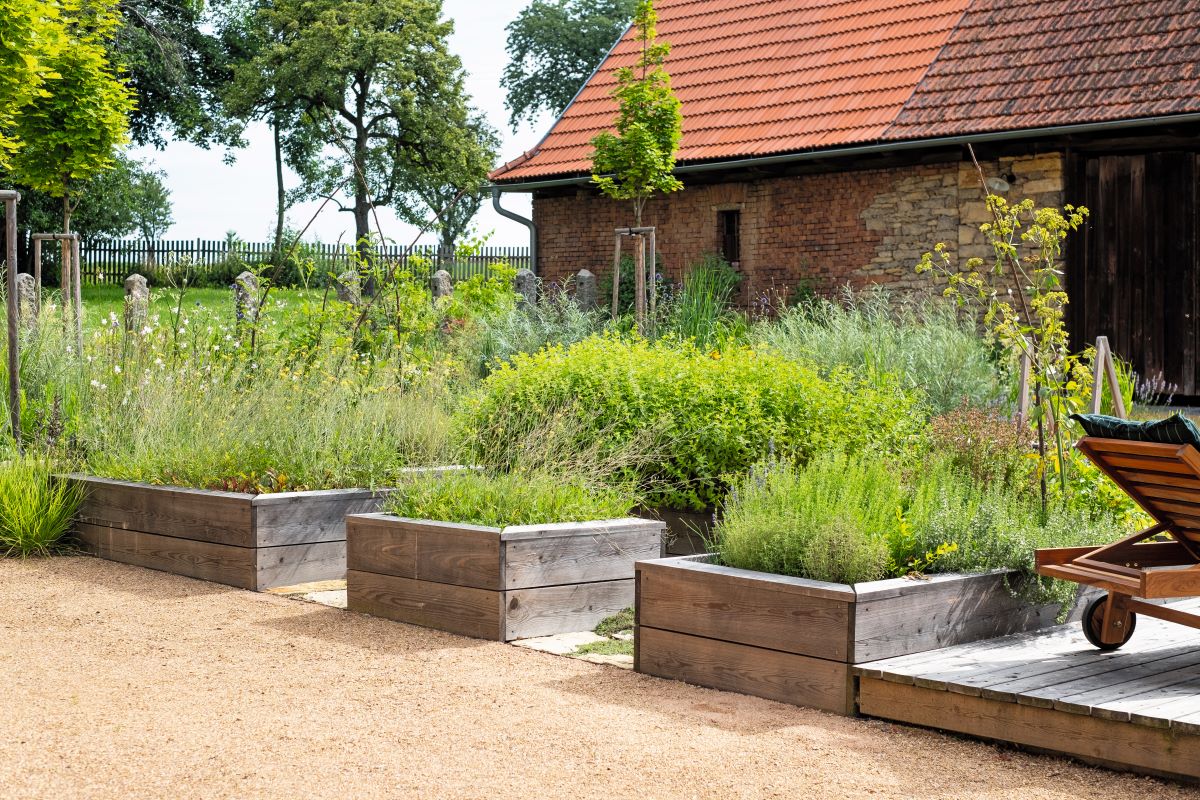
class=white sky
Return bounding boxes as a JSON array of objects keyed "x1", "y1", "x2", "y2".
[{"x1": 130, "y1": 0, "x2": 555, "y2": 247}]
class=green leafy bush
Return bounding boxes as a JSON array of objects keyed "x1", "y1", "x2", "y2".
[
  {"x1": 384, "y1": 470, "x2": 635, "y2": 527},
  {"x1": 716, "y1": 454, "x2": 899, "y2": 583},
  {"x1": 467, "y1": 288, "x2": 607, "y2": 377},
  {"x1": 0, "y1": 458, "x2": 83, "y2": 557},
  {"x1": 458, "y1": 334, "x2": 926, "y2": 510},
  {"x1": 759, "y1": 287, "x2": 1005, "y2": 414},
  {"x1": 716, "y1": 449, "x2": 1119, "y2": 613}
]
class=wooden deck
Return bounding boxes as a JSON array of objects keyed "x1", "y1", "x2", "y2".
[{"x1": 855, "y1": 599, "x2": 1200, "y2": 783}]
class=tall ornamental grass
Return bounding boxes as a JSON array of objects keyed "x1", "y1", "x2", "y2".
[
  {"x1": 0, "y1": 457, "x2": 83, "y2": 557},
  {"x1": 759, "y1": 287, "x2": 1005, "y2": 414}
]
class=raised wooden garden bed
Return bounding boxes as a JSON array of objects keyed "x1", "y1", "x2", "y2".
[
  {"x1": 71, "y1": 474, "x2": 393, "y2": 591},
  {"x1": 347, "y1": 514, "x2": 666, "y2": 641},
  {"x1": 635, "y1": 555, "x2": 1091, "y2": 715}
]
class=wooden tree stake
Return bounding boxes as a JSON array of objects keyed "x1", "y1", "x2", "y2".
[
  {"x1": 2, "y1": 190, "x2": 21, "y2": 451},
  {"x1": 1089, "y1": 335, "x2": 1128, "y2": 418}
]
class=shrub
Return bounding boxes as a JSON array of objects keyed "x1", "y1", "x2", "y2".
[
  {"x1": 0, "y1": 457, "x2": 83, "y2": 557},
  {"x1": 759, "y1": 287, "x2": 1005, "y2": 414},
  {"x1": 925, "y1": 403, "x2": 1032, "y2": 488},
  {"x1": 458, "y1": 334, "x2": 926, "y2": 510},
  {"x1": 467, "y1": 288, "x2": 607, "y2": 377},
  {"x1": 715, "y1": 454, "x2": 899, "y2": 583},
  {"x1": 902, "y1": 469, "x2": 1113, "y2": 613},
  {"x1": 384, "y1": 470, "x2": 635, "y2": 527}
]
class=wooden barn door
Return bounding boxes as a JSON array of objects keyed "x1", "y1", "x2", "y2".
[{"x1": 1067, "y1": 152, "x2": 1200, "y2": 396}]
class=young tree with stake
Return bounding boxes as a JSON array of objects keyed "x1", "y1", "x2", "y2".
[{"x1": 590, "y1": 0, "x2": 682, "y2": 332}]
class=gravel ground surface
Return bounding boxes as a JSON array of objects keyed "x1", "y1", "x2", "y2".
[{"x1": 1, "y1": 556, "x2": 1193, "y2": 800}]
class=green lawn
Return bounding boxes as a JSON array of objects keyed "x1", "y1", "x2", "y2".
[{"x1": 79, "y1": 284, "x2": 326, "y2": 334}]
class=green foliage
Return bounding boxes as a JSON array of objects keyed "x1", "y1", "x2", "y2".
[
  {"x1": 467, "y1": 288, "x2": 607, "y2": 377},
  {"x1": 901, "y1": 467, "x2": 1111, "y2": 614},
  {"x1": 716, "y1": 454, "x2": 899, "y2": 584},
  {"x1": 593, "y1": 607, "x2": 634, "y2": 637},
  {"x1": 590, "y1": 0, "x2": 683, "y2": 227},
  {"x1": 117, "y1": 0, "x2": 240, "y2": 148},
  {"x1": 663, "y1": 254, "x2": 742, "y2": 350},
  {"x1": 925, "y1": 403, "x2": 1032, "y2": 488},
  {"x1": 129, "y1": 164, "x2": 173, "y2": 241},
  {"x1": 459, "y1": 334, "x2": 926, "y2": 510},
  {"x1": 759, "y1": 288, "x2": 1006, "y2": 415},
  {"x1": 918, "y1": 187, "x2": 1090, "y2": 506},
  {"x1": 502, "y1": 0, "x2": 636, "y2": 130},
  {"x1": 0, "y1": 0, "x2": 61, "y2": 168},
  {"x1": 0, "y1": 457, "x2": 83, "y2": 557},
  {"x1": 384, "y1": 470, "x2": 635, "y2": 527},
  {"x1": 11, "y1": 0, "x2": 135, "y2": 224},
  {"x1": 233, "y1": 0, "x2": 489, "y2": 248}
]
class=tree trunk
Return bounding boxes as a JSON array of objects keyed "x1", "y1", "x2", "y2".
[{"x1": 273, "y1": 115, "x2": 286, "y2": 267}]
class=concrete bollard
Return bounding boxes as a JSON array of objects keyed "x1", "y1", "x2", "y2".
[
  {"x1": 335, "y1": 270, "x2": 361, "y2": 305},
  {"x1": 574, "y1": 269, "x2": 597, "y2": 309},
  {"x1": 514, "y1": 268, "x2": 537, "y2": 307},
  {"x1": 124, "y1": 273, "x2": 149, "y2": 334},
  {"x1": 15, "y1": 273, "x2": 37, "y2": 330},
  {"x1": 432, "y1": 269, "x2": 453, "y2": 300},
  {"x1": 234, "y1": 271, "x2": 260, "y2": 326}
]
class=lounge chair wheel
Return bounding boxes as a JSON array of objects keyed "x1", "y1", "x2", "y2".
[{"x1": 1082, "y1": 595, "x2": 1136, "y2": 651}]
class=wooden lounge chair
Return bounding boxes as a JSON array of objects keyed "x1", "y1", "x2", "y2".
[{"x1": 1037, "y1": 436, "x2": 1200, "y2": 650}]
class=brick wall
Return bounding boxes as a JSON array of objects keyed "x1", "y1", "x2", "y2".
[{"x1": 531, "y1": 152, "x2": 1065, "y2": 300}]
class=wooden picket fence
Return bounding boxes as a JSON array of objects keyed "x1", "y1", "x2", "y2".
[{"x1": 61, "y1": 239, "x2": 530, "y2": 285}]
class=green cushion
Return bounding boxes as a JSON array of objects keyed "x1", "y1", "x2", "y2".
[{"x1": 1071, "y1": 413, "x2": 1200, "y2": 449}]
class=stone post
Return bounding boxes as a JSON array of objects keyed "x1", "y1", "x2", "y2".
[
  {"x1": 123, "y1": 273, "x2": 149, "y2": 334},
  {"x1": 574, "y1": 269, "x2": 597, "y2": 309},
  {"x1": 15, "y1": 273, "x2": 37, "y2": 330},
  {"x1": 335, "y1": 270, "x2": 361, "y2": 305},
  {"x1": 234, "y1": 271, "x2": 260, "y2": 326},
  {"x1": 431, "y1": 269, "x2": 453, "y2": 300},
  {"x1": 514, "y1": 268, "x2": 537, "y2": 307}
]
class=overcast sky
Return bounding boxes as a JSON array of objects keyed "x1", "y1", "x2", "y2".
[{"x1": 130, "y1": 0, "x2": 555, "y2": 247}]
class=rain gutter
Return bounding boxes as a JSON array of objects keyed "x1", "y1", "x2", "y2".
[{"x1": 491, "y1": 186, "x2": 538, "y2": 275}]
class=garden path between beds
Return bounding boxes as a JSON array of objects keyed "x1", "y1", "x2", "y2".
[{"x1": 0, "y1": 556, "x2": 1190, "y2": 800}]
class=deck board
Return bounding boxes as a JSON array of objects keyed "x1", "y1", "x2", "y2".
[{"x1": 855, "y1": 600, "x2": 1200, "y2": 781}]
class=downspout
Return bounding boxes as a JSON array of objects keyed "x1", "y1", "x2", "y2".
[{"x1": 492, "y1": 186, "x2": 538, "y2": 275}]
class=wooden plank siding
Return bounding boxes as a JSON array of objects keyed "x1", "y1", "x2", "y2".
[
  {"x1": 635, "y1": 556, "x2": 1092, "y2": 716},
  {"x1": 1066, "y1": 150, "x2": 1200, "y2": 396},
  {"x1": 345, "y1": 514, "x2": 665, "y2": 641},
  {"x1": 855, "y1": 602, "x2": 1200, "y2": 782},
  {"x1": 69, "y1": 475, "x2": 390, "y2": 590}
]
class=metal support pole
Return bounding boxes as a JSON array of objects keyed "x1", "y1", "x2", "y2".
[{"x1": 1, "y1": 190, "x2": 21, "y2": 450}]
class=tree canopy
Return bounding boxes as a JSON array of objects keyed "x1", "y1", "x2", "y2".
[
  {"x1": 502, "y1": 0, "x2": 635, "y2": 131},
  {"x1": 590, "y1": 0, "x2": 682, "y2": 227},
  {"x1": 11, "y1": 0, "x2": 136, "y2": 232},
  {"x1": 0, "y1": 0, "x2": 62, "y2": 169},
  {"x1": 114, "y1": 0, "x2": 240, "y2": 149},
  {"x1": 232, "y1": 0, "x2": 494, "y2": 255}
]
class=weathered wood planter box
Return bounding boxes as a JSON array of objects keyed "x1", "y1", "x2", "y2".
[
  {"x1": 70, "y1": 475, "x2": 390, "y2": 591},
  {"x1": 347, "y1": 514, "x2": 666, "y2": 641},
  {"x1": 635, "y1": 555, "x2": 1091, "y2": 715}
]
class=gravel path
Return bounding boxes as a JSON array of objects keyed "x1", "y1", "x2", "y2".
[{"x1": 0, "y1": 557, "x2": 1191, "y2": 800}]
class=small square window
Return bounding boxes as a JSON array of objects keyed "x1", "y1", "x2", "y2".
[{"x1": 719, "y1": 210, "x2": 741, "y2": 264}]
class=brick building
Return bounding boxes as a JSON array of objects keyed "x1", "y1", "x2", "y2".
[{"x1": 490, "y1": 0, "x2": 1200, "y2": 393}]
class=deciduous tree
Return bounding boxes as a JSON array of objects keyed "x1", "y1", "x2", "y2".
[
  {"x1": 235, "y1": 0, "x2": 484, "y2": 260},
  {"x1": 11, "y1": 0, "x2": 135, "y2": 236},
  {"x1": 502, "y1": 0, "x2": 635, "y2": 131},
  {"x1": 0, "y1": 0, "x2": 62, "y2": 168}
]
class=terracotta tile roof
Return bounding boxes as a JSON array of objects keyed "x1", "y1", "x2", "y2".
[
  {"x1": 888, "y1": 0, "x2": 1200, "y2": 138},
  {"x1": 491, "y1": 0, "x2": 1200, "y2": 184},
  {"x1": 492, "y1": 0, "x2": 974, "y2": 181}
]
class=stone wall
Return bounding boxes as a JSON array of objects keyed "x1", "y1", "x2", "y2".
[{"x1": 530, "y1": 151, "x2": 1066, "y2": 300}]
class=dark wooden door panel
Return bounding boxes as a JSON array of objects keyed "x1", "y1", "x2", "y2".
[{"x1": 1067, "y1": 151, "x2": 1199, "y2": 396}]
